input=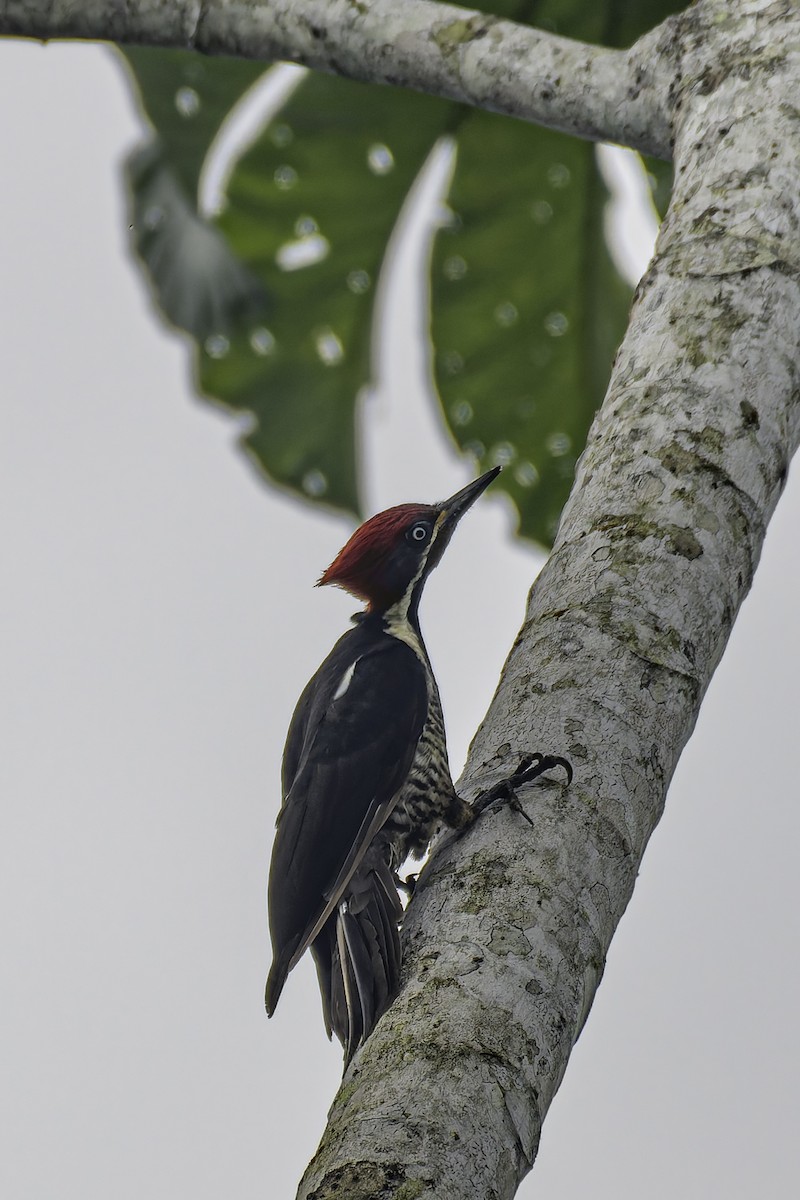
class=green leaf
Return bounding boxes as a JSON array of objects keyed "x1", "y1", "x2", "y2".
[
  {"x1": 121, "y1": 49, "x2": 270, "y2": 339},
  {"x1": 602, "y1": 0, "x2": 688, "y2": 47},
  {"x1": 120, "y1": 0, "x2": 687, "y2": 542},
  {"x1": 122, "y1": 49, "x2": 454, "y2": 514},
  {"x1": 513, "y1": 0, "x2": 687, "y2": 47},
  {"x1": 641, "y1": 155, "x2": 674, "y2": 220},
  {"x1": 127, "y1": 140, "x2": 267, "y2": 338},
  {"x1": 431, "y1": 116, "x2": 631, "y2": 545},
  {"x1": 202, "y1": 75, "x2": 453, "y2": 514},
  {"x1": 122, "y1": 47, "x2": 266, "y2": 198}
]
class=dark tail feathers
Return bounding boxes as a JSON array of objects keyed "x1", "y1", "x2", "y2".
[
  {"x1": 311, "y1": 857, "x2": 403, "y2": 1066},
  {"x1": 265, "y1": 947, "x2": 292, "y2": 1017}
]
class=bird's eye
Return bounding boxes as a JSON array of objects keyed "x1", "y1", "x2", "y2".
[{"x1": 407, "y1": 523, "x2": 430, "y2": 545}]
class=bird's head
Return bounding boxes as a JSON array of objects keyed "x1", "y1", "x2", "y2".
[{"x1": 318, "y1": 467, "x2": 501, "y2": 616}]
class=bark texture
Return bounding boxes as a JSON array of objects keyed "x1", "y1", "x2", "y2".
[
  {"x1": 4, "y1": 0, "x2": 799, "y2": 1195},
  {"x1": 297, "y1": 1, "x2": 800, "y2": 1196},
  {"x1": 0, "y1": 0, "x2": 672, "y2": 155}
]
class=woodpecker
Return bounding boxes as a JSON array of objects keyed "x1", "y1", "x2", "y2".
[{"x1": 265, "y1": 468, "x2": 569, "y2": 1064}]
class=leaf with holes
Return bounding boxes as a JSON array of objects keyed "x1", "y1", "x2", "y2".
[
  {"x1": 122, "y1": 51, "x2": 453, "y2": 515},
  {"x1": 202, "y1": 74, "x2": 455, "y2": 514},
  {"x1": 431, "y1": 115, "x2": 632, "y2": 545},
  {"x1": 120, "y1": 0, "x2": 686, "y2": 536},
  {"x1": 122, "y1": 49, "x2": 270, "y2": 338},
  {"x1": 422, "y1": 0, "x2": 683, "y2": 545}
]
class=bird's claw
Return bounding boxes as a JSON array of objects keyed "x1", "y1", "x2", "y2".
[
  {"x1": 472, "y1": 752, "x2": 573, "y2": 823},
  {"x1": 394, "y1": 871, "x2": 418, "y2": 897},
  {"x1": 512, "y1": 752, "x2": 573, "y2": 789}
]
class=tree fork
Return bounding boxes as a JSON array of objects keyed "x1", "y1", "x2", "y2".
[
  {"x1": 0, "y1": 0, "x2": 673, "y2": 155},
  {"x1": 3, "y1": 0, "x2": 798, "y2": 1195}
]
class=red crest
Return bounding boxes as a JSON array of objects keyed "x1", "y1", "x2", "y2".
[{"x1": 318, "y1": 503, "x2": 432, "y2": 611}]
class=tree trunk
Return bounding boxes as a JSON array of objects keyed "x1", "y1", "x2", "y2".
[
  {"x1": 295, "y1": 2, "x2": 800, "y2": 1196},
  {"x1": 4, "y1": 1, "x2": 798, "y2": 1196}
]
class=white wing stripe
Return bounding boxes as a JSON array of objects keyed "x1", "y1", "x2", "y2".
[{"x1": 333, "y1": 660, "x2": 358, "y2": 701}]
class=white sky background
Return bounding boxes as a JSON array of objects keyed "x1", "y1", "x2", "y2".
[{"x1": 1, "y1": 42, "x2": 798, "y2": 1200}]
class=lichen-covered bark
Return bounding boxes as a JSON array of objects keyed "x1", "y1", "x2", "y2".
[
  {"x1": 298, "y1": 2, "x2": 800, "y2": 1197},
  {"x1": 5, "y1": 0, "x2": 798, "y2": 1195},
  {"x1": 0, "y1": 0, "x2": 672, "y2": 155}
]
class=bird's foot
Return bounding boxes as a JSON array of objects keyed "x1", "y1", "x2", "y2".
[
  {"x1": 472, "y1": 753, "x2": 573, "y2": 825},
  {"x1": 394, "y1": 870, "x2": 418, "y2": 897}
]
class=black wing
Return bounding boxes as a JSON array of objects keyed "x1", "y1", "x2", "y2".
[{"x1": 266, "y1": 626, "x2": 427, "y2": 1014}]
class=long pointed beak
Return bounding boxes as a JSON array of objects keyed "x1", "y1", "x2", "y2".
[{"x1": 437, "y1": 466, "x2": 501, "y2": 530}]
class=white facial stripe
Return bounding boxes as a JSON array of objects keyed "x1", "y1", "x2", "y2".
[
  {"x1": 431, "y1": 510, "x2": 447, "y2": 545},
  {"x1": 381, "y1": 519, "x2": 447, "y2": 659},
  {"x1": 333, "y1": 660, "x2": 358, "y2": 701},
  {"x1": 382, "y1": 514, "x2": 446, "y2": 627}
]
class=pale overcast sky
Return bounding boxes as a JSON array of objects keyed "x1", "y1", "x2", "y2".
[{"x1": 1, "y1": 40, "x2": 798, "y2": 1200}]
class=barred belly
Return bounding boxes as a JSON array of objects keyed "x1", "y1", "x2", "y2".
[{"x1": 382, "y1": 685, "x2": 458, "y2": 863}]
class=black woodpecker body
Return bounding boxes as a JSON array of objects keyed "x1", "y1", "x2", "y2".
[{"x1": 265, "y1": 468, "x2": 500, "y2": 1064}]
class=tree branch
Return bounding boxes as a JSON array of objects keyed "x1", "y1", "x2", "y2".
[
  {"x1": 296, "y1": 0, "x2": 800, "y2": 1196},
  {"x1": 0, "y1": 0, "x2": 674, "y2": 156}
]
